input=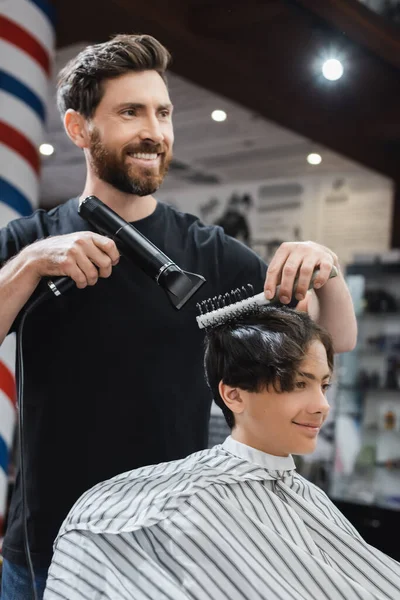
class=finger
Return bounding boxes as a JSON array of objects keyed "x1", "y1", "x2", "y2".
[
  {"x1": 293, "y1": 259, "x2": 317, "y2": 300},
  {"x1": 66, "y1": 264, "x2": 90, "y2": 289},
  {"x1": 264, "y1": 245, "x2": 291, "y2": 299},
  {"x1": 312, "y1": 259, "x2": 334, "y2": 290},
  {"x1": 278, "y1": 255, "x2": 304, "y2": 304},
  {"x1": 86, "y1": 244, "x2": 114, "y2": 279},
  {"x1": 75, "y1": 254, "x2": 100, "y2": 286},
  {"x1": 92, "y1": 235, "x2": 120, "y2": 264}
]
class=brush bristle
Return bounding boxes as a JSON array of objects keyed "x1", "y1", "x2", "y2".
[
  {"x1": 197, "y1": 304, "x2": 261, "y2": 329},
  {"x1": 196, "y1": 287, "x2": 262, "y2": 330}
]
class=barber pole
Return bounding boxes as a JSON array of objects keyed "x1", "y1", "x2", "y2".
[{"x1": 0, "y1": 0, "x2": 55, "y2": 539}]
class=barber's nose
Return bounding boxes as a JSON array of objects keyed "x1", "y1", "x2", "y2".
[{"x1": 139, "y1": 117, "x2": 163, "y2": 144}]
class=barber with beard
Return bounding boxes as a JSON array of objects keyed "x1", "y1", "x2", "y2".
[{"x1": 0, "y1": 34, "x2": 356, "y2": 599}]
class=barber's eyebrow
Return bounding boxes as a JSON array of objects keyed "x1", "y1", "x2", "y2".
[
  {"x1": 298, "y1": 371, "x2": 331, "y2": 381},
  {"x1": 115, "y1": 102, "x2": 174, "y2": 111}
]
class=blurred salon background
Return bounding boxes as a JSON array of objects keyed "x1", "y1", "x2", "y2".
[{"x1": 1, "y1": 0, "x2": 400, "y2": 563}]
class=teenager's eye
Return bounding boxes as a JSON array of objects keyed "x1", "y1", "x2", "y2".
[
  {"x1": 322, "y1": 383, "x2": 332, "y2": 394},
  {"x1": 296, "y1": 381, "x2": 306, "y2": 389}
]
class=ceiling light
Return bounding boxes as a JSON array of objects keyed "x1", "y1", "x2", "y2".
[
  {"x1": 322, "y1": 59, "x2": 343, "y2": 81},
  {"x1": 307, "y1": 153, "x2": 322, "y2": 165},
  {"x1": 39, "y1": 143, "x2": 55, "y2": 156},
  {"x1": 211, "y1": 110, "x2": 227, "y2": 122}
]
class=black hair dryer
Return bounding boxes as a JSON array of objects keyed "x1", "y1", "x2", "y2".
[{"x1": 47, "y1": 195, "x2": 206, "y2": 310}]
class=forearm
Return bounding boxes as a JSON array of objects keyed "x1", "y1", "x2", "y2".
[
  {"x1": 0, "y1": 249, "x2": 41, "y2": 344},
  {"x1": 310, "y1": 267, "x2": 357, "y2": 353}
]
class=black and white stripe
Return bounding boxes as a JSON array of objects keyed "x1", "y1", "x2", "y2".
[{"x1": 44, "y1": 437, "x2": 400, "y2": 599}]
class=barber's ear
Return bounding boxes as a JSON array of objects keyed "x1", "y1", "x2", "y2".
[
  {"x1": 64, "y1": 109, "x2": 90, "y2": 149},
  {"x1": 218, "y1": 381, "x2": 245, "y2": 415}
]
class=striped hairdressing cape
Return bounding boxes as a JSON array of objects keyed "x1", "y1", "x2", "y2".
[{"x1": 44, "y1": 437, "x2": 400, "y2": 599}]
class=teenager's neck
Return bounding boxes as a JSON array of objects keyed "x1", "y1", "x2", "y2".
[
  {"x1": 231, "y1": 430, "x2": 290, "y2": 457},
  {"x1": 80, "y1": 179, "x2": 157, "y2": 223}
]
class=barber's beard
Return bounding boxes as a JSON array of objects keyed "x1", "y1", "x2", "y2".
[{"x1": 88, "y1": 129, "x2": 171, "y2": 196}]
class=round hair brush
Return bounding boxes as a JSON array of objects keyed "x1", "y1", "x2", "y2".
[{"x1": 196, "y1": 265, "x2": 338, "y2": 329}]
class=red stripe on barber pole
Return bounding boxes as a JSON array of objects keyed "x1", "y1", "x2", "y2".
[
  {"x1": 0, "y1": 15, "x2": 50, "y2": 76},
  {"x1": 0, "y1": 120, "x2": 40, "y2": 175},
  {"x1": 0, "y1": 362, "x2": 16, "y2": 407},
  {"x1": 0, "y1": 0, "x2": 55, "y2": 539}
]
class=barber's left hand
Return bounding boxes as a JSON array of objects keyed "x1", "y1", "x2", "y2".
[{"x1": 264, "y1": 241, "x2": 338, "y2": 304}]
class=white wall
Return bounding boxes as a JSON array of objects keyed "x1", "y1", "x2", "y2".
[{"x1": 157, "y1": 171, "x2": 394, "y2": 266}]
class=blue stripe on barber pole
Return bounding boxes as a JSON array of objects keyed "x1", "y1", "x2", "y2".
[
  {"x1": 29, "y1": 0, "x2": 57, "y2": 27},
  {"x1": 0, "y1": 145, "x2": 38, "y2": 206},
  {"x1": 0, "y1": 435, "x2": 8, "y2": 476},
  {"x1": 0, "y1": 39, "x2": 48, "y2": 104},
  {"x1": 0, "y1": 69, "x2": 46, "y2": 122},
  {"x1": 0, "y1": 177, "x2": 33, "y2": 216}
]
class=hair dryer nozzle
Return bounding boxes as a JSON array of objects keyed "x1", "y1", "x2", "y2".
[{"x1": 160, "y1": 266, "x2": 206, "y2": 310}]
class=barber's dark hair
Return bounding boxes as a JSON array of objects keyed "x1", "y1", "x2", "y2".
[
  {"x1": 204, "y1": 307, "x2": 334, "y2": 428},
  {"x1": 56, "y1": 33, "x2": 171, "y2": 119}
]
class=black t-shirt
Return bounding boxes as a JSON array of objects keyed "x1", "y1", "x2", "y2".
[{"x1": 0, "y1": 198, "x2": 267, "y2": 568}]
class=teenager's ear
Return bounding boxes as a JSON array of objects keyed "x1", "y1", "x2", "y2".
[{"x1": 218, "y1": 381, "x2": 245, "y2": 416}]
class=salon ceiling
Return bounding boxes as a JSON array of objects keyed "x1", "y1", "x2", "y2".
[{"x1": 43, "y1": 0, "x2": 400, "y2": 207}]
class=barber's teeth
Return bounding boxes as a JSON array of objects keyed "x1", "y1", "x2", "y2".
[{"x1": 131, "y1": 153, "x2": 158, "y2": 160}]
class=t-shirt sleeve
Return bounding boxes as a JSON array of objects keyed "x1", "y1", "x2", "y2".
[
  {"x1": 0, "y1": 222, "x2": 21, "y2": 268},
  {"x1": 0, "y1": 211, "x2": 50, "y2": 335},
  {"x1": 0, "y1": 210, "x2": 50, "y2": 266},
  {"x1": 222, "y1": 234, "x2": 267, "y2": 294}
]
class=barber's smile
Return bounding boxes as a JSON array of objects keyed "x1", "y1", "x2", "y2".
[{"x1": 126, "y1": 152, "x2": 161, "y2": 167}]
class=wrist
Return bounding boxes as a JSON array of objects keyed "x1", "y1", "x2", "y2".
[{"x1": 18, "y1": 245, "x2": 45, "y2": 283}]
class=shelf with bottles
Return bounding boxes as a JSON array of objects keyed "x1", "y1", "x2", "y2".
[
  {"x1": 327, "y1": 259, "x2": 400, "y2": 549},
  {"x1": 337, "y1": 335, "x2": 400, "y2": 396},
  {"x1": 331, "y1": 399, "x2": 400, "y2": 508},
  {"x1": 335, "y1": 381, "x2": 400, "y2": 426},
  {"x1": 346, "y1": 262, "x2": 400, "y2": 318},
  {"x1": 358, "y1": 331, "x2": 400, "y2": 354},
  {"x1": 330, "y1": 465, "x2": 400, "y2": 512},
  {"x1": 332, "y1": 391, "x2": 400, "y2": 508}
]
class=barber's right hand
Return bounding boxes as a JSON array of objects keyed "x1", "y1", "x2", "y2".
[{"x1": 22, "y1": 232, "x2": 120, "y2": 289}]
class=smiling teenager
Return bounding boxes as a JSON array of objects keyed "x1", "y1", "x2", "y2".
[{"x1": 44, "y1": 308, "x2": 400, "y2": 600}]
